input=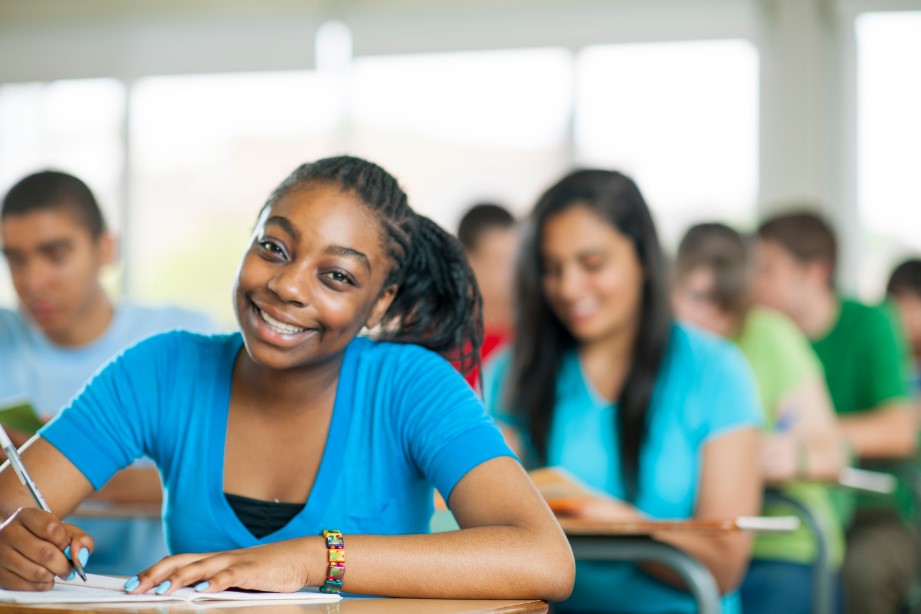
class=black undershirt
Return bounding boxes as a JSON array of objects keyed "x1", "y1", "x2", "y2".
[{"x1": 224, "y1": 492, "x2": 306, "y2": 539}]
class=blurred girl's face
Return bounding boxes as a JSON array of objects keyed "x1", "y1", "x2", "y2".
[
  {"x1": 671, "y1": 266, "x2": 735, "y2": 338},
  {"x1": 539, "y1": 205, "x2": 644, "y2": 346},
  {"x1": 233, "y1": 183, "x2": 396, "y2": 371}
]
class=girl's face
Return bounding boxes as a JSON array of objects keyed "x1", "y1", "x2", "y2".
[
  {"x1": 233, "y1": 183, "x2": 396, "y2": 371},
  {"x1": 539, "y1": 205, "x2": 644, "y2": 345}
]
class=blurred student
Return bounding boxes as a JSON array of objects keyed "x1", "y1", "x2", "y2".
[
  {"x1": 457, "y1": 203, "x2": 517, "y2": 384},
  {"x1": 0, "y1": 170, "x2": 215, "y2": 573},
  {"x1": 752, "y1": 210, "x2": 917, "y2": 614},
  {"x1": 0, "y1": 156, "x2": 574, "y2": 601},
  {"x1": 887, "y1": 258, "x2": 921, "y2": 394},
  {"x1": 484, "y1": 170, "x2": 762, "y2": 613},
  {"x1": 672, "y1": 222, "x2": 846, "y2": 614}
]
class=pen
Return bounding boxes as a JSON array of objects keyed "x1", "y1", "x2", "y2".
[{"x1": 0, "y1": 424, "x2": 87, "y2": 582}]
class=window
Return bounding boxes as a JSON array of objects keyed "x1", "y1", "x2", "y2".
[
  {"x1": 349, "y1": 48, "x2": 573, "y2": 229},
  {"x1": 856, "y1": 11, "x2": 921, "y2": 295},
  {"x1": 128, "y1": 71, "x2": 341, "y2": 325},
  {"x1": 575, "y1": 39, "x2": 759, "y2": 249}
]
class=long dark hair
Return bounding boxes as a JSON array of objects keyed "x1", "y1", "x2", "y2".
[
  {"x1": 263, "y1": 156, "x2": 483, "y2": 375},
  {"x1": 507, "y1": 169, "x2": 672, "y2": 501}
]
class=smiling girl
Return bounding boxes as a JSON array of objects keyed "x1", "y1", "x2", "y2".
[
  {"x1": 0, "y1": 156, "x2": 574, "y2": 601},
  {"x1": 483, "y1": 169, "x2": 763, "y2": 613}
]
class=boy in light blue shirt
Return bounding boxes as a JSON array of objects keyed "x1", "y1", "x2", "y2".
[{"x1": 0, "y1": 170, "x2": 214, "y2": 573}]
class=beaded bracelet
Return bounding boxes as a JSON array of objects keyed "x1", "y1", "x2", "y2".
[{"x1": 319, "y1": 529, "x2": 345, "y2": 594}]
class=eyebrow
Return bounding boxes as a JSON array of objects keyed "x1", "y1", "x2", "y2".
[
  {"x1": 265, "y1": 216, "x2": 300, "y2": 243},
  {"x1": 325, "y1": 245, "x2": 371, "y2": 273},
  {"x1": 264, "y1": 216, "x2": 371, "y2": 273},
  {"x1": 1, "y1": 238, "x2": 73, "y2": 257}
]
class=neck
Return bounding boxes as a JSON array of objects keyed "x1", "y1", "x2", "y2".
[
  {"x1": 794, "y1": 287, "x2": 838, "y2": 339},
  {"x1": 47, "y1": 290, "x2": 114, "y2": 347},
  {"x1": 577, "y1": 320, "x2": 638, "y2": 402},
  {"x1": 233, "y1": 349, "x2": 345, "y2": 416}
]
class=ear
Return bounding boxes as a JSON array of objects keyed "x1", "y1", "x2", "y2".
[
  {"x1": 365, "y1": 284, "x2": 398, "y2": 330},
  {"x1": 97, "y1": 232, "x2": 118, "y2": 266}
]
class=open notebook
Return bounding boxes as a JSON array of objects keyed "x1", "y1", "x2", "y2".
[{"x1": 0, "y1": 573, "x2": 342, "y2": 605}]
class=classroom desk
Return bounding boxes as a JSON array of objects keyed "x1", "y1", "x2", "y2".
[{"x1": 0, "y1": 598, "x2": 547, "y2": 614}]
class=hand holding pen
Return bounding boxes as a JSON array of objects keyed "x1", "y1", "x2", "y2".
[{"x1": 0, "y1": 424, "x2": 90, "y2": 588}]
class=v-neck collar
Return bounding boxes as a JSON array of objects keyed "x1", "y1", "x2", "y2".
[{"x1": 208, "y1": 334, "x2": 358, "y2": 546}]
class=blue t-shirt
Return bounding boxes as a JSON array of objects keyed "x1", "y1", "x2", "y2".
[
  {"x1": 483, "y1": 324, "x2": 762, "y2": 614},
  {"x1": 43, "y1": 331, "x2": 512, "y2": 556},
  {"x1": 0, "y1": 303, "x2": 215, "y2": 419}
]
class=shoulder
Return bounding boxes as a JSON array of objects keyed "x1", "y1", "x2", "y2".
[
  {"x1": 667, "y1": 323, "x2": 747, "y2": 374},
  {"x1": 837, "y1": 297, "x2": 899, "y2": 340},
  {"x1": 744, "y1": 308, "x2": 813, "y2": 352},
  {"x1": 347, "y1": 336, "x2": 460, "y2": 385},
  {"x1": 0, "y1": 308, "x2": 28, "y2": 343},
  {"x1": 117, "y1": 329, "x2": 238, "y2": 364},
  {"x1": 662, "y1": 323, "x2": 758, "y2": 403}
]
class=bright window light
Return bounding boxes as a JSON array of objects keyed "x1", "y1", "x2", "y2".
[
  {"x1": 129, "y1": 71, "x2": 340, "y2": 326},
  {"x1": 575, "y1": 39, "x2": 759, "y2": 249},
  {"x1": 349, "y1": 47, "x2": 573, "y2": 229},
  {"x1": 856, "y1": 11, "x2": 921, "y2": 295}
]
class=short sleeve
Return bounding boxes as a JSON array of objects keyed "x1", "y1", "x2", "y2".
[
  {"x1": 396, "y1": 346, "x2": 514, "y2": 501},
  {"x1": 694, "y1": 335, "x2": 764, "y2": 444},
  {"x1": 40, "y1": 334, "x2": 172, "y2": 490},
  {"x1": 863, "y1": 304, "x2": 911, "y2": 408},
  {"x1": 764, "y1": 313, "x2": 823, "y2": 396}
]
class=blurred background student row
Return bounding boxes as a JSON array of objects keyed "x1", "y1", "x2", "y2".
[{"x1": 2, "y1": 0, "x2": 921, "y2": 613}]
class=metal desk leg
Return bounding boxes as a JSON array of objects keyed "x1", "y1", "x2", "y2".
[
  {"x1": 764, "y1": 490, "x2": 833, "y2": 614},
  {"x1": 567, "y1": 535, "x2": 722, "y2": 614}
]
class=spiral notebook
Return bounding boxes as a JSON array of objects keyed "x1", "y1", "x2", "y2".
[{"x1": 0, "y1": 573, "x2": 342, "y2": 605}]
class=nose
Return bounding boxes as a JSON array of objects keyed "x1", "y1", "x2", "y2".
[
  {"x1": 556, "y1": 264, "x2": 585, "y2": 303},
  {"x1": 266, "y1": 263, "x2": 311, "y2": 307}
]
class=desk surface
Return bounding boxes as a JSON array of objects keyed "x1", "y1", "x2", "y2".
[
  {"x1": 0, "y1": 598, "x2": 547, "y2": 614},
  {"x1": 558, "y1": 516, "x2": 741, "y2": 535}
]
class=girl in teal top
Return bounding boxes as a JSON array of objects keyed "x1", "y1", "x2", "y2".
[
  {"x1": 483, "y1": 170, "x2": 763, "y2": 613},
  {"x1": 672, "y1": 222, "x2": 846, "y2": 614}
]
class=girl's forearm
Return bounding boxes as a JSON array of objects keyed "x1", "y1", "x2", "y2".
[{"x1": 302, "y1": 526, "x2": 574, "y2": 601}]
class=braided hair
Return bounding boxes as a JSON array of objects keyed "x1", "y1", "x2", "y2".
[{"x1": 263, "y1": 156, "x2": 483, "y2": 375}]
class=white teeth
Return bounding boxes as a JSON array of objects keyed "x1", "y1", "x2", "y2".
[{"x1": 258, "y1": 308, "x2": 306, "y2": 335}]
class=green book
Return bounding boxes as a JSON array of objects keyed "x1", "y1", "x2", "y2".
[{"x1": 0, "y1": 396, "x2": 44, "y2": 434}]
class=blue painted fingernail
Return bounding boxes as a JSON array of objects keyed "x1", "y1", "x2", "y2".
[
  {"x1": 77, "y1": 547, "x2": 90, "y2": 567},
  {"x1": 63, "y1": 545, "x2": 72, "y2": 560},
  {"x1": 66, "y1": 570, "x2": 76, "y2": 581},
  {"x1": 123, "y1": 576, "x2": 139, "y2": 591},
  {"x1": 156, "y1": 580, "x2": 171, "y2": 595},
  {"x1": 194, "y1": 582, "x2": 209, "y2": 592}
]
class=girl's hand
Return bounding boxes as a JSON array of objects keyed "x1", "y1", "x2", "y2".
[
  {"x1": 127, "y1": 538, "x2": 322, "y2": 596},
  {"x1": 555, "y1": 495, "x2": 644, "y2": 522},
  {"x1": 0, "y1": 507, "x2": 94, "y2": 591},
  {"x1": 760, "y1": 433, "x2": 799, "y2": 483}
]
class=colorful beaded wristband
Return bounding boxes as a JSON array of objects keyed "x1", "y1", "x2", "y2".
[{"x1": 319, "y1": 529, "x2": 345, "y2": 594}]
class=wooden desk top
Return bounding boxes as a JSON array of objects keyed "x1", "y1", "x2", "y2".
[{"x1": 0, "y1": 598, "x2": 547, "y2": 614}]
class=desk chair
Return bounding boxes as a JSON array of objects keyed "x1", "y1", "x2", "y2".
[
  {"x1": 762, "y1": 489, "x2": 834, "y2": 614},
  {"x1": 566, "y1": 535, "x2": 722, "y2": 614}
]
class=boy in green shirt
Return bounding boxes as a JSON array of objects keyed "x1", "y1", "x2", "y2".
[{"x1": 753, "y1": 211, "x2": 917, "y2": 614}]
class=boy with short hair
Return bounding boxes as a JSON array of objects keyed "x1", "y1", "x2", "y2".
[{"x1": 753, "y1": 210, "x2": 917, "y2": 613}]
